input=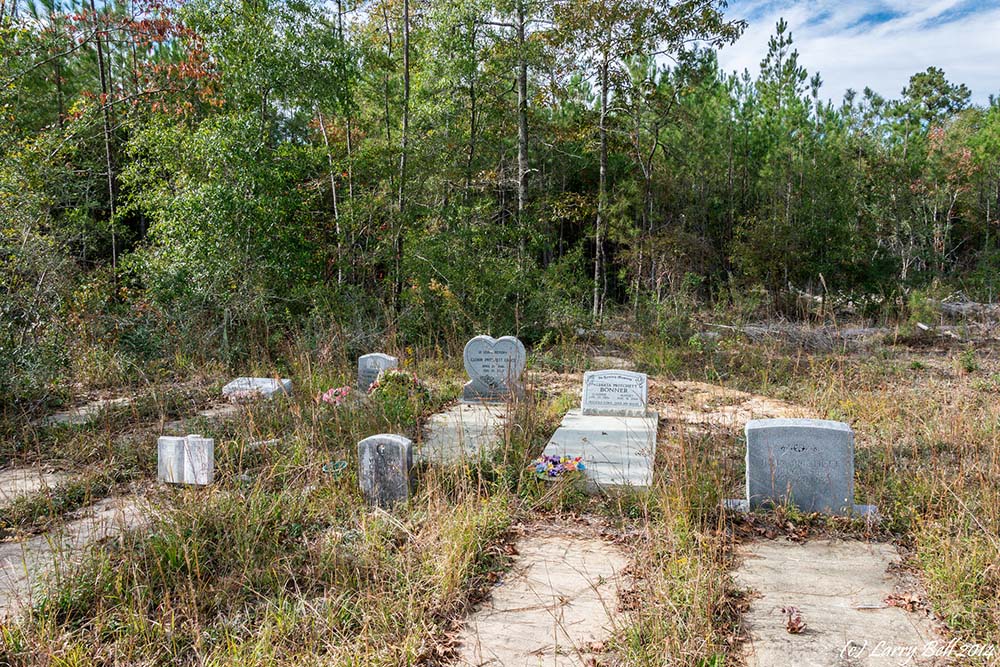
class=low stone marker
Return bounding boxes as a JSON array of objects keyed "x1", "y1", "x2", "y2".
[
  {"x1": 358, "y1": 353, "x2": 398, "y2": 392},
  {"x1": 358, "y1": 434, "x2": 413, "y2": 508},
  {"x1": 462, "y1": 335, "x2": 526, "y2": 402},
  {"x1": 582, "y1": 370, "x2": 649, "y2": 416},
  {"x1": 157, "y1": 434, "x2": 214, "y2": 486},
  {"x1": 543, "y1": 368, "x2": 658, "y2": 491},
  {"x1": 726, "y1": 418, "x2": 875, "y2": 516},
  {"x1": 222, "y1": 377, "x2": 292, "y2": 400}
]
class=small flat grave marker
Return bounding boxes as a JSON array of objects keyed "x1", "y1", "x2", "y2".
[
  {"x1": 158, "y1": 434, "x2": 214, "y2": 486},
  {"x1": 581, "y1": 370, "x2": 649, "y2": 416},
  {"x1": 726, "y1": 418, "x2": 875, "y2": 516},
  {"x1": 222, "y1": 377, "x2": 292, "y2": 400},
  {"x1": 462, "y1": 335, "x2": 526, "y2": 402},
  {"x1": 358, "y1": 434, "x2": 413, "y2": 508},
  {"x1": 358, "y1": 353, "x2": 399, "y2": 392}
]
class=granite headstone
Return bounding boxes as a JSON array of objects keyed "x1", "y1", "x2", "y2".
[
  {"x1": 462, "y1": 335, "x2": 526, "y2": 402},
  {"x1": 158, "y1": 434, "x2": 214, "y2": 486},
  {"x1": 358, "y1": 353, "x2": 399, "y2": 391},
  {"x1": 727, "y1": 418, "x2": 875, "y2": 516},
  {"x1": 358, "y1": 434, "x2": 413, "y2": 508},
  {"x1": 581, "y1": 370, "x2": 649, "y2": 417}
]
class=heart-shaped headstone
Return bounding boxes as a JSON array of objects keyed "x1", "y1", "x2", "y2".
[{"x1": 462, "y1": 335, "x2": 526, "y2": 401}]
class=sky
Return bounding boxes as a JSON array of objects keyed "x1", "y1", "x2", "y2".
[{"x1": 716, "y1": 0, "x2": 1000, "y2": 105}]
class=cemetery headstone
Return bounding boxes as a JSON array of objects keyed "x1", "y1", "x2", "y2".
[
  {"x1": 158, "y1": 434, "x2": 214, "y2": 486},
  {"x1": 581, "y1": 370, "x2": 649, "y2": 416},
  {"x1": 222, "y1": 377, "x2": 292, "y2": 400},
  {"x1": 358, "y1": 353, "x2": 399, "y2": 392},
  {"x1": 462, "y1": 335, "x2": 526, "y2": 402},
  {"x1": 358, "y1": 434, "x2": 413, "y2": 508},
  {"x1": 726, "y1": 418, "x2": 875, "y2": 516},
  {"x1": 542, "y1": 367, "x2": 657, "y2": 491}
]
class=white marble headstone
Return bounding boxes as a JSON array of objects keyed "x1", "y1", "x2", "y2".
[
  {"x1": 222, "y1": 377, "x2": 292, "y2": 400},
  {"x1": 581, "y1": 370, "x2": 648, "y2": 416},
  {"x1": 462, "y1": 335, "x2": 526, "y2": 402},
  {"x1": 358, "y1": 353, "x2": 399, "y2": 391},
  {"x1": 158, "y1": 434, "x2": 214, "y2": 486}
]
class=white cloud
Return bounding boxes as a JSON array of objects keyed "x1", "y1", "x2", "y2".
[{"x1": 717, "y1": 0, "x2": 1000, "y2": 105}]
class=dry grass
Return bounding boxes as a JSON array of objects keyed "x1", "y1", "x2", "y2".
[{"x1": 1, "y1": 335, "x2": 997, "y2": 665}]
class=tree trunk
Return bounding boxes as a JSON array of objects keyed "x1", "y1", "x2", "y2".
[
  {"x1": 381, "y1": 5, "x2": 393, "y2": 146},
  {"x1": 592, "y1": 52, "x2": 609, "y2": 320},
  {"x1": 317, "y1": 109, "x2": 342, "y2": 284},
  {"x1": 90, "y1": 0, "x2": 117, "y2": 275},
  {"x1": 465, "y1": 21, "x2": 477, "y2": 198},
  {"x1": 516, "y1": 0, "x2": 529, "y2": 219},
  {"x1": 394, "y1": 0, "x2": 410, "y2": 314}
]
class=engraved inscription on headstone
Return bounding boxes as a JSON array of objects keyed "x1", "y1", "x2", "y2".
[
  {"x1": 358, "y1": 434, "x2": 413, "y2": 508},
  {"x1": 462, "y1": 335, "x2": 527, "y2": 402},
  {"x1": 581, "y1": 370, "x2": 649, "y2": 416},
  {"x1": 158, "y1": 434, "x2": 214, "y2": 486},
  {"x1": 358, "y1": 353, "x2": 399, "y2": 391},
  {"x1": 730, "y1": 418, "x2": 874, "y2": 516}
]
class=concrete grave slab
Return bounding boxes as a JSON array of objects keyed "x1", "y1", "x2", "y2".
[
  {"x1": 358, "y1": 353, "x2": 398, "y2": 392},
  {"x1": 419, "y1": 403, "x2": 507, "y2": 464},
  {"x1": 0, "y1": 495, "x2": 152, "y2": 619},
  {"x1": 462, "y1": 335, "x2": 526, "y2": 402},
  {"x1": 0, "y1": 468, "x2": 70, "y2": 506},
  {"x1": 736, "y1": 539, "x2": 941, "y2": 667},
  {"x1": 222, "y1": 377, "x2": 292, "y2": 400},
  {"x1": 39, "y1": 396, "x2": 133, "y2": 427},
  {"x1": 581, "y1": 369, "x2": 649, "y2": 416},
  {"x1": 456, "y1": 532, "x2": 628, "y2": 666},
  {"x1": 727, "y1": 418, "x2": 874, "y2": 516},
  {"x1": 358, "y1": 434, "x2": 413, "y2": 508},
  {"x1": 543, "y1": 409, "x2": 658, "y2": 491}
]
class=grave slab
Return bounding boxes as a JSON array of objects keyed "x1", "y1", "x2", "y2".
[
  {"x1": 358, "y1": 353, "x2": 399, "y2": 392},
  {"x1": 0, "y1": 468, "x2": 70, "y2": 506},
  {"x1": 462, "y1": 335, "x2": 526, "y2": 402},
  {"x1": 543, "y1": 409, "x2": 658, "y2": 490},
  {"x1": 0, "y1": 495, "x2": 152, "y2": 619},
  {"x1": 39, "y1": 396, "x2": 133, "y2": 427},
  {"x1": 456, "y1": 533, "x2": 628, "y2": 666},
  {"x1": 222, "y1": 377, "x2": 292, "y2": 400},
  {"x1": 419, "y1": 403, "x2": 507, "y2": 464},
  {"x1": 736, "y1": 539, "x2": 941, "y2": 667}
]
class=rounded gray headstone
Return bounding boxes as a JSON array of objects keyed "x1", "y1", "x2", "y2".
[{"x1": 357, "y1": 434, "x2": 414, "y2": 508}]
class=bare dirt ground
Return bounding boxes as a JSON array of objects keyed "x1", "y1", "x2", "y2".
[{"x1": 656, "y1": 380, "x2": 813, "y2": 431}]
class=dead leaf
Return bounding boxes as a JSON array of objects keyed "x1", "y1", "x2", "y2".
[{"x1": 780, "y1": 605, "x2": 806, "y2": 634}]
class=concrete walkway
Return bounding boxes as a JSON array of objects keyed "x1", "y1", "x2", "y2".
[{"x1": 456, "y1": 531, "x2": 628, "y2": 666}]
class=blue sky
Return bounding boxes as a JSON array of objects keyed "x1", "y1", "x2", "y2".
[{"x1": 717, "y1": 0, "x2": 1000, "y2": 105}]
